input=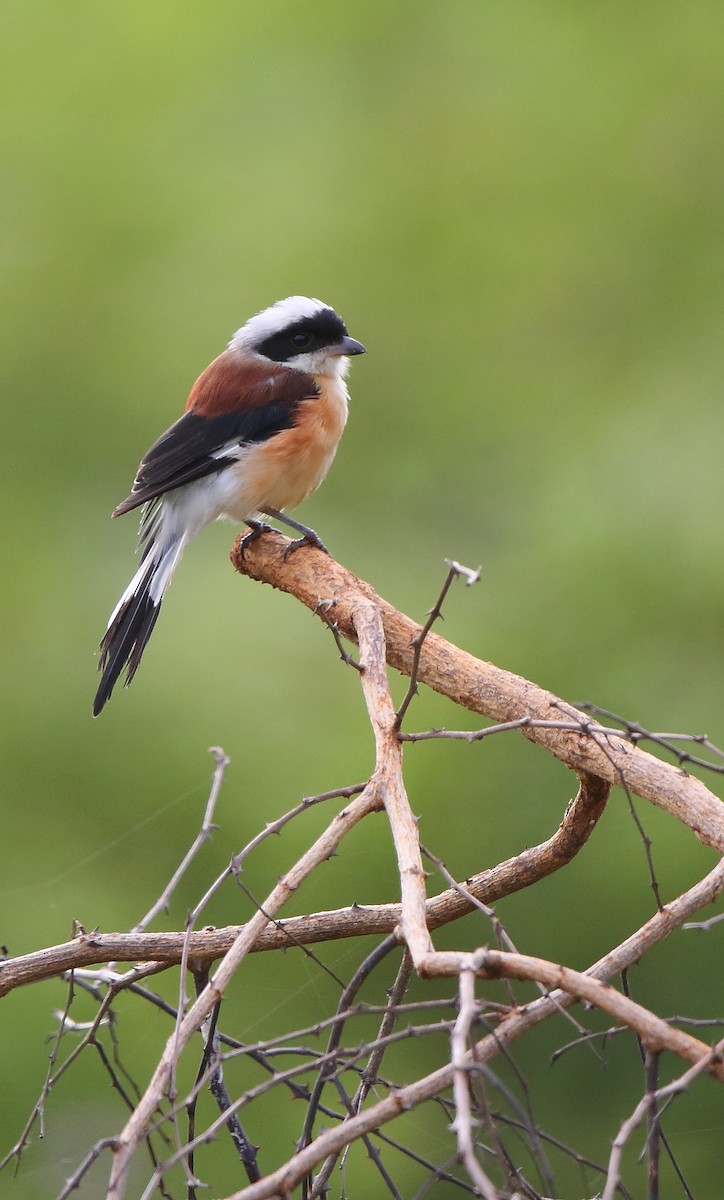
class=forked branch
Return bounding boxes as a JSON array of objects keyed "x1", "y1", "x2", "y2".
[{"x1": 231, "y1": 532, "x2": 724, "y2": 852}]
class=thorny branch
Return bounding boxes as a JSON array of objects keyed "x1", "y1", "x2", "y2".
[
  {"x1": 1, "y1": 535, "x2": 722, "y2": 1200},
  {"x1": 394, "y1": 558, "x2": 480, "y2": 728},
  {"x1": 0, "y1": 768, "x2": 610, "y2": 995},
  {"x1": 231, "y1": 533, "x2": 724, "y2": 851}
]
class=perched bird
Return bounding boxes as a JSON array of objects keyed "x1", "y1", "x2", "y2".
[{"x1": 93, "y1": 296, "x2": 365, "y2": 716}]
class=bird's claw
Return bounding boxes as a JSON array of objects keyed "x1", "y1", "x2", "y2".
[
  {"x1": 283, "y1": 531, "x2": 329, "y2": 560},
  {"x1": 238, "y1": 521, "x2": 273, "y2": 559}
]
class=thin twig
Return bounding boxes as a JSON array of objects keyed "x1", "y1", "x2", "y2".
[
  {"x1": 601, "y1": 1036, "x2": 724, "y2": 1200},
  {"x1": 306, "y1": 941, "x2": 407, "y2": 1199},
  {"x1": 298, "y1": 935, "x2": 399, "y2": 1190},
  {"x1": 620, "y1": 971, "x2": 693, "y2": 1198},
  {"x1": 577, "y1": 703, "x2": 724, "y2": 775},
  {"x1": 329, "y1": 1077, "x2": 404, "y2": 1200},
  {"x1": 356, "y1": 950, "x2": 414, "y2": 1110},
  {"x1": 189, "y1": 782, "x2": 367, "y2": 925},
  {"x1": 315, "y1": 598, "x2": 363, "y2": 671},
  {"x1": 645, "y1": 1051, "x2": 660, "y2": 1200},
  {"x1": 0, "y1": 971, "x2": 76, "y2": 1172},
  {"x1": 187, "y1": 969, "x2": 260, "y2": 1193},
  {"x1": 56, "y1": 1139, "x2": 120, "y2": 1200},
  {"x1": 132, "y1": 747, "x2": 229, "y2": 934},
  {"x1": 400, "y1": 717, "x2": 628, "y2": 743},
  {"x1": 395, "y1": 559, "x2": 479, "y2": 730},
  {"x1": 683, "y1": 911, "x2": 724, "y2": 932},
  {"x1": 451, "y1": 961, "x2": 500, "y2": 1199}
]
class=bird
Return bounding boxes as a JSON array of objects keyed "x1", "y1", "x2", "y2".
[{"x1": 93, "y1": 295, "x2": 365, "y2": 716}]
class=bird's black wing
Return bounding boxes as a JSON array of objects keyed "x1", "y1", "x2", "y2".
[{"x1": 113, "y1": 366, "x2": 318, "y2": 518}]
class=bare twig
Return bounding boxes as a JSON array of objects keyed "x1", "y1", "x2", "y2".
[
  {"x1": 315, "y1": 598, "x2": 363, "y2": 671},
  {"x1": 298, "y1": 935, "x2": 399, "y2": 1199},
  {"x1": 132, "y1": 747, "x2": 229, "y2": 934},
  {"x1": 577, "y1": 703, "x2": 724, "y2": 775},
  {"x1": 399, "y1": 717, "x2": 628, "y2": 743},
  {"x1": 356, "y1": 950, "x2": 414, "y2": 1110},
  {"x1": 683, "y1": 911, "x2": 724, "y2": 932},
  {"x1": 619, "y1": 970, "x2": 693, "y2": 1200},
  {"x1": 187, "y1": 969, "x2": 260, "y2": 1193},
  {"x1": 645, "y1": 1051, "x2": 661, "y2": 1200},
  {"x1": 0, "y1": 971, "x2": 77, "y2": 1172},
  {"x1": 56, "y1": 1139, "x2": 121, "y2": 1200},
  {"x1": 451, "y1": 961, "x2": 500, "y2": 1199},
  {"x1": 395, "y1": 559, "x2": 480, "y2": 730},
  {"x1": 601, "y1": 1036, "x2": 724, "y2": 1200},
  {"x1": 188, "y1": 781, "x2": 367, "y2": 929},
  {"x1": 307, "y1": 950, "x2": 417, "y2": 1198}
]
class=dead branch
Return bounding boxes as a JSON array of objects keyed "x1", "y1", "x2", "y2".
[
  {"x1": 231, "y1": 532, "x2": 724, "y2": 851},
  {"x1": 0, "y1": 771, "x2": 609, "y2": 997},
  {"x1": 422, "y1": 947, "x2": 724, "y2": 1077}
]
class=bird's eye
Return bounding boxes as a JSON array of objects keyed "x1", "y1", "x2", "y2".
[{"x1": 291, "y1": 332, "x2": 312, "y2": 348}]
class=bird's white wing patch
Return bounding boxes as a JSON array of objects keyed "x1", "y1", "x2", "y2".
[{"x1": 210, "y1": 440, "x2": 246, "y2": 461}]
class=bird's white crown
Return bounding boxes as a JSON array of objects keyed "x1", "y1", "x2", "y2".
[{"x1": 228, "y1": 296, "x2": 331, "y2": 352}]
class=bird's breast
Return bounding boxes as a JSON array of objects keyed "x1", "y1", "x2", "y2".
[{"x1": 221, "y1": 375, "x2": 349, "y2": 519}]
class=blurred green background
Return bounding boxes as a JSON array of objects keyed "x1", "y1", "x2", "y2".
[{"x1": 2, "y1": 1, "x2": 724, "y2": 1195}]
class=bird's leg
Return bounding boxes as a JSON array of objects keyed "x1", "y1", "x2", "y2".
[
  {"x1": 260, "y1": 507, "x2": 330, "y2": 558},
  {"x1": 238, "y1": 518, "x2": 274, "y2": 559}
]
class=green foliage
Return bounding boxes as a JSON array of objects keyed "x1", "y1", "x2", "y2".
[{"x1": 1, "y1": 2, "x2": 723, "y2": 1195}]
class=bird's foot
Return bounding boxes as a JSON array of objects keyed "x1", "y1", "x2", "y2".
[
  {"x1": 238, "y1": 520, "x2": 273, "y2": 559},
  {"x1": 259, "y1": 508, "x2": 330, "y2": 559},
  {"x1": 283, "y1": 528, "x2": 330, "y2": 560}
]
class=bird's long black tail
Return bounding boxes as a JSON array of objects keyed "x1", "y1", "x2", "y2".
[{"x1": 93, "y1": 535, "x2": 184, "y2": 716}]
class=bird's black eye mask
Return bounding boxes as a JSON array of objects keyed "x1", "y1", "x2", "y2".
[{"x1": 255, "y1": 309, "x2": 348, "y2": 362}]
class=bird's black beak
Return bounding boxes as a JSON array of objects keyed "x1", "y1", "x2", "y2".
[{"x1": 331, "y1": 336, "x2": 366, "y2": 357}]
